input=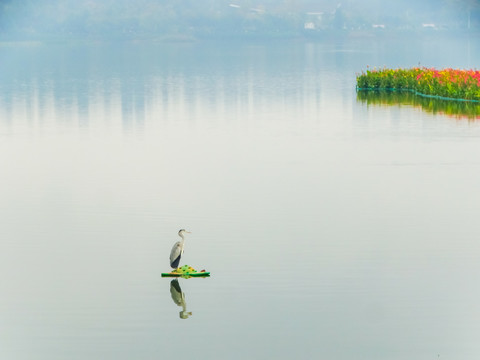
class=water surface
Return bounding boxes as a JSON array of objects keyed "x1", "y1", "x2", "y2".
[{"x1": 1, "y1": 37, "x2": 480, "y2": 359}]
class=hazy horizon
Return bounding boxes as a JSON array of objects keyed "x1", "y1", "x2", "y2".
[{"x1": 0, "y1": 0, "x2": 479, "y2": 41}]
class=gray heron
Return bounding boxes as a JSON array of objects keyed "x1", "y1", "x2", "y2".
[{"x1": 169, "y1": 229, "x2": 191, "y2": 269}]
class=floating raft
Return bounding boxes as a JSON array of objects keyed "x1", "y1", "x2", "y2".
[{"x1": 162, "y1": 265, "x2": 210, "y2": 278}]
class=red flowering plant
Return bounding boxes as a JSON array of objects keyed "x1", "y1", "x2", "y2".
[{"x1": 357, "y1": 67, "x2": 480, "y2": 102}]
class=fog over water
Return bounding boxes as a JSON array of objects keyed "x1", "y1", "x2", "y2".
[{"x1": 0, "y1": 0, "x2": 479, "y2": 40}]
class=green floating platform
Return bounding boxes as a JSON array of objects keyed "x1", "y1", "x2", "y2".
[
  {"x1": 161, "y1": 272, "x2": 210, "y2": 277},
  {"x1": 162, "y1": 265, "x2": 210, "y2": 278}
]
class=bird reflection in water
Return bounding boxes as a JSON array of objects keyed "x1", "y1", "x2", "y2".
[{"x1": 170, "y1": 279, "x2": 192, "y2": 319}]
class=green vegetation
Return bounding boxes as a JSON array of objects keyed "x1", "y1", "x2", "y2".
[{"x1": 357, "y1": 68, "x2": 480, "y2": 101}]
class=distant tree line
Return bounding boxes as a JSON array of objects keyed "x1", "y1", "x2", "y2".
[{"x1": 0, "y1": 0, "x2": 479, "y2": 40}]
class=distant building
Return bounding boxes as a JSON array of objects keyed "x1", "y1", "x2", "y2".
[{"x1": 304, "y1": 11, "x2": 328, "y2": 30}]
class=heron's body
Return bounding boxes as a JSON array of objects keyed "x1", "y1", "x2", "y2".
[
  {"x1": 170, "y1": 241, "x2": 183, "y2": 268},
  {"x1": 169, "y1": 229, "x2": 190, "y2": 269}
]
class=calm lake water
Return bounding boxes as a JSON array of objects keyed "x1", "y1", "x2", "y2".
[{"x1": 1, "y1": 37, "x2": 480, "y2": 360}]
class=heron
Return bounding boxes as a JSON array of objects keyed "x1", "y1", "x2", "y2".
[{"x1": 170, "y1": 229, "x2": 191, "y2": 269}]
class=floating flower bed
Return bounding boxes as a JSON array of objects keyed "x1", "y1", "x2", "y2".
[{"x1": 357, "y1": 67, "x2": 480, "y2": 102}]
